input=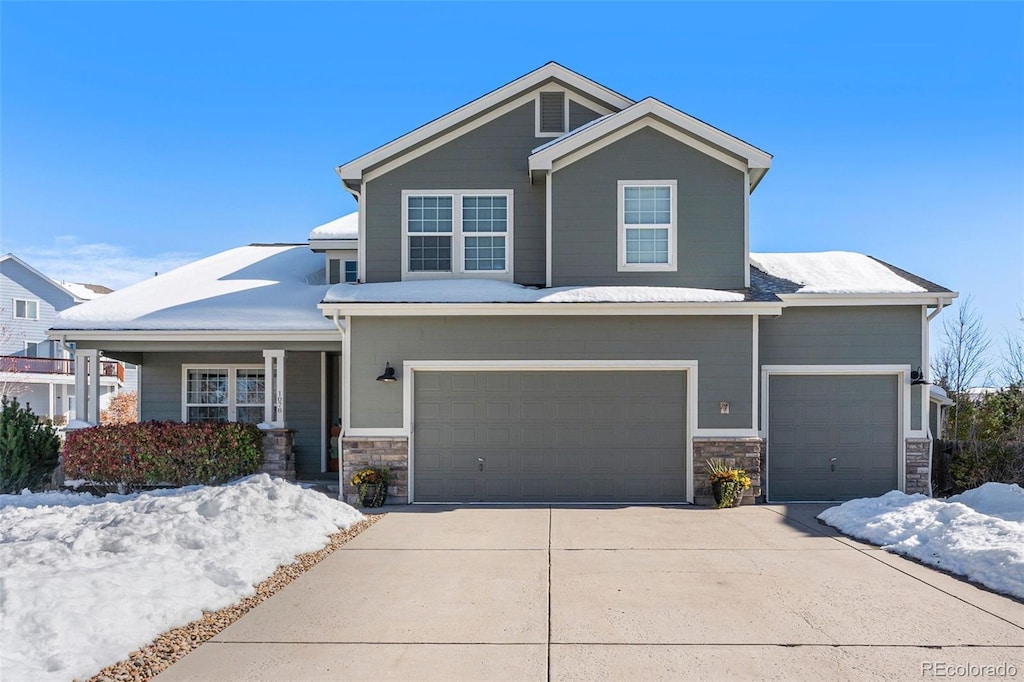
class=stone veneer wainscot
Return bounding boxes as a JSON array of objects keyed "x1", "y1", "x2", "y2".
[
  {"x1": 905, "y1": 438, "x2": 931, "y2": 495},
  {"x1": 692, "y1": 437, "x2": 763, "y2": 506},
  {"x1": 342, "y1": 437, "x2": 409, "y2": 504}
]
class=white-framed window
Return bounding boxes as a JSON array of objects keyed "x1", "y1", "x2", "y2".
[
  {"x1": 617, "y1": 180, "x2": 677, "y2": 272},
  {"x1": 13, "y1": 298, "x2": 39, "y2": 320},
  {"x1": 535, "y1": 90, "x2": 568, "y2": 137},
  {"x1": 402, "y1": 190, "x2": 513, "y2": 280},
  {"x1": 328, "y1": 258, "x2": 359, "y2": 284},
  {"x1": 182, "y1": 365, "x2": 265, "y2": 423}
]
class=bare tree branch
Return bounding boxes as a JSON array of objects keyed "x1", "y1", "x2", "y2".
[{"x1": 930, "y1": 296, "x2": 991, "y2": 439}]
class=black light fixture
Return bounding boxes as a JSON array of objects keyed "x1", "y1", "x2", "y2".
[
  {"x1": 376, "y1": 362, "x2": 398, "y2": 383},
  {"x1": 911, "y1": 366, "x2": 930, "y2": 386}
]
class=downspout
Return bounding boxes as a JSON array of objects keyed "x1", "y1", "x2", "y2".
[{"x1": 926, "y1": 299, "x2": 947, "y2": 321}]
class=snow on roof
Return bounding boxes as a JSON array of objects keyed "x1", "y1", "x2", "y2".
[
  {"x1": 53, "y1": 245, "x2": 336, "y2": 331},
  {"x1": 59, "y1": 281, "x2": 110, "y2": 301},
  {"x1": 308, "y1": 212, "x2": 359, "y2": 242},
  {"x1": 323, "y1": 278, "x2": 745, "y2": 304},
  {"x1": 750, "y1": 251, "x2": 927, "y2": 294}
]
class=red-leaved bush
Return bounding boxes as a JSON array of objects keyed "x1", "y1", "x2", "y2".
[{"x1": 63, "y1": 421, "x2": 263, "y2": 488}]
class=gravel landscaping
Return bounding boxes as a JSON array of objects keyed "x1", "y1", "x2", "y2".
[{"x1": 83, "y1": 514, "x2": 383, "y2": 682}]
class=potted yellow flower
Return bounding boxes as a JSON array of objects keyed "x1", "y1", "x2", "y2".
[
  {"x1": 706, "y1": 459, "x2": 751, "y2": 508},
  {"x1": 350, "y1": 467, "x2": 389, "y2": 507}
]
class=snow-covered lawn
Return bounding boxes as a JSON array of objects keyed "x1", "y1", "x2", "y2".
[
  {"x1": 818, "y1": 483, "x2": 1024, "y2": 599},
  {"x1": 0, "y1": 474, "x2": 362, "y2": 682}
]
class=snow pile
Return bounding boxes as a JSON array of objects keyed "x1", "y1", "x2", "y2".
[
  {"x1": 818, "y1": 483, "x2": 1024, "y2": 599},
  {"x1": 750, "y1": 251, "x2": 927, "y2": 294},
  {"x1": 0, "y1": 475, "x2": 363, "y2": 682},
  {"x1": 324, "y1": 278, "x2": 745, "y2": 304},
  {"x1": 53, "y1": 245, "x2": 336, "y2": 331},
  {"x1": 309, "y1": 212, "x2": 359, "y2": 241}
]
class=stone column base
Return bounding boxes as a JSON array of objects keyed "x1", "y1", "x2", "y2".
[
  {"x1": 905, "y1": 438, "x2": 931, "y2": 495},
  {"x1": 342, "y1": 437, "x2": 409, "y2": 504},
  {"x1": 693, "y1": 437, "x2": 763, "y2": 506},
  {"x1": 260, "y1": 428, "x2": 296, "y2": 481}
]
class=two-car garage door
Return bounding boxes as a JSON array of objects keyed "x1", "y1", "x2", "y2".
[
  {"x1": 768, "y1": 374, "x2": 899, "y2": 502},
  {"x1": 413, "y1": 370, "x2": 687, "y2": 503}
]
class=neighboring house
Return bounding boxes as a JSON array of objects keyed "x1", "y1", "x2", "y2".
[
  {"x1": 52, "y1": 63, "x2": 956, "y2": 503},
  {"x1": 1, "y1": 254, "x2": 124, "y2": 421}
]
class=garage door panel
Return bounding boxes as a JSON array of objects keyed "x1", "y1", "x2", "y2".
[
  {"x1": 769, "y1": 374, "x2": 898, "y2": 502},
  {"x1": 414, "y1": 370, "x2": 686, "y2": 502}
]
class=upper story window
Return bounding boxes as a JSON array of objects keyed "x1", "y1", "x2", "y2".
[
  {"x1": 617, "y1": 180, "x2": 677, "y2": 272},
  {"x1": 328, "y1": 258, "x2": 359, "y2": 284},
  {"x1": 535, "y1": 91, "x2": 567, "y2": 137},
  {"x1": 402, "y1": 190, "x2": 513, "y2": 280},
  {"x1": 13, "y1": 299, "x2": 39, "y2": 320}
]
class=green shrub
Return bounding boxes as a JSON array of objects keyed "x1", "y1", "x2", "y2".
[
  {"x1": 0, "y1": 396, "x2": 61, "y2": 493},
  {"x1": 63, "y1": 421, "x2": 264, "y2": 490},
  {"x1": 949, "y1": 440, "x2": 1024, "y2": 490}
]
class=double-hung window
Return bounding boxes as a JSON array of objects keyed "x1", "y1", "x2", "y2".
[
  {"x1": 183, "y1": 366, "x2": 265, "y2": 423},
  {"x1": 403, "y1": 190, "x2": 513, "y2": 279},
  {"x1": 13, "y1": 299, "x2": 39, "y2": 320},
  {"x1": 617, "y1": 180, "x2": 677, "y2": 272}
]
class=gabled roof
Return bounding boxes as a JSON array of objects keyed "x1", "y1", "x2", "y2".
[
  {"x1": 336, "y1": 62, "x2": 634, "y2": 181},
  {"x1": 0, "y1": 253, "x2": 89, "y2": 304},
  {"x1": 528, "y1": 98, "x2": 773, "y2": 190}
]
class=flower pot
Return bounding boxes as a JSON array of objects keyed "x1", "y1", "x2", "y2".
[
  {"x1": 711, "y1": 481, "x2": 743, "y2": 508},
  {"x1": 359, "y1": 483, "x2": 387, "y2": 508}
]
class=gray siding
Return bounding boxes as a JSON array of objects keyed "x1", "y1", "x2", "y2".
[
  {"x1": 1, "y1": 260, "x2": 78, "y2": 355},
  {"x1": 551, "y1": 127, "x2": 747, "y2": 288},
  {"x1": 759, "y1": 306, "x2": 924, "y2": 430},
  {"x1": 350, "y1": 315, "x2": 752, "y2": 430},
  {"x1": 139, "y1": 351, "x2": 325, "y2": 479},
  {"x1": 364, "y1": 102, "x2": 548, "y2": 286},
  {"x1": 568, "y1": 100, "x2": 602, "y2": 131}
]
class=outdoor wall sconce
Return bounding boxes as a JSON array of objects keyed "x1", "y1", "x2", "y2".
[
  {"x1": 376, "y1": 362, "x2": 398, "y2": 383},
  {"x1": 910, "y1": 367, "x2": 930, "y2": 386}
]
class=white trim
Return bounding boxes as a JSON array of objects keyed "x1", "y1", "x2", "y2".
[
  {"x1": 358, "y1": 184, "x2": 367, "y2": 286},
  {"x1": 320, "y1": 351, "x2": 327, "y2": 472},
  {"x1": 530, "y1": 98, "x2": 772, "y2": 183},
  {"x1": 760, "y1": 364, "x2": 910, "y2": 502},
  {"x1": 534, "y1": 90, "x2": 569, "y2": 137},
  {"x1": 776, "y1": 294, "x2": 956, "y2": 307},
  {"x1": 338, "y1": 63, "x2": 631, "y2": 181},
  {"x1": 743, "y1": 169, "x2": 751, "y2": 288},
  {"x1": 319, "y1": 302, "x2": 781, "y2": 317},
  {"x1": 344, "y1": 427, "x2": 408, "y2": 438},
  {"x1": 180, "y1": 363, "x2": 264, "y2": 423},
  {"x1": 545, "y1": 171, "x2": 553, "y2": 287},
  {"x1": 402, "y1": 359, "x2": 698, "y2": 504},
  {"x1": 751, "y1": 315, "x2": 759, "y2": 432},
  {"x1": 13, "y1": 298, "x2": 39, "y2": 320},
  {"x1": 617, "y1": 180, "x2": 677, "y2": 272},
  {"x1": 342, "y1": 315, "x2": 352, "y2": 436},
  {"x1": 692, "y1": 428, "x2": 760, "y2": 438},
  {"x1": 48, "y1": 330, "x2": 341, "y2": 342},
  {"x1": 400, "y1": 190, "x2": 514, "y2": 281},
  {"x1": 549, "y1": 118, "x2": 750, "y2": 177}
]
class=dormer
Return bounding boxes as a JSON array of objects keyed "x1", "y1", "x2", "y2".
[{"x1": 308, "y1": 213, "x2": 360, "y2": 284}]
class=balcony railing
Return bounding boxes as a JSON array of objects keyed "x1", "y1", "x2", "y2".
[{"x1": 0, "y1": 356, "x2": 125, "y2": 382}]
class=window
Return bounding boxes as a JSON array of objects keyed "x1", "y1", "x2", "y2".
[
  {"x1": 617, "y1": 180, "x2": 677, "y2": 272},
  {"x1": 536, "y1": 91, "x2": 567, "y2": 137},
  {"x1": 183, "y1": 366, "x2": 264, "y2": 423},
  {"x1": 328, "y1": 258, "x2": 359, "y2": 284},
  {"x1": 402, "y1": 190, "x2": 513, "y2": 279},
  {"x1": 14, "y1": 299, "x2": 39, "y2": 320}
]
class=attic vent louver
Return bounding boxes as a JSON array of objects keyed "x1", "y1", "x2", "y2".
[{"x1": 538, "y1": 91, "x2": 566, "y2": 135}]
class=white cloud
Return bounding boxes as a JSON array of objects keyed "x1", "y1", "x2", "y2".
[{"x1": 16, "y1": 237, "x2": 200, "y2": 291}]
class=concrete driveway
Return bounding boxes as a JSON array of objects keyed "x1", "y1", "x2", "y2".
[{"x1": 159, "y1": 505, "x2": 1024, "y2": 681}]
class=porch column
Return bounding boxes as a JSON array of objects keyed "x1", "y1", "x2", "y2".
[
  {"x1": 47, "y1": 382, "x2": 55, "y2": 420},
  {"x1": 73, "y1": 350, "x2": 90, "y2": 422},
  {"x1": 88, "y1": 351, "x2": 101, "y2": 424},
  {"x1": 262, "y1": 350, "x2": 286, "y2": 427}
]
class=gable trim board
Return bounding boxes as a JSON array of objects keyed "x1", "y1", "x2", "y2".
[
  {"x1": 528, "y1": 99, "x2": 773, "y2": 190},
  {"x1": 319, "y1": 302, "x2": 784, "y2": 317},
  {"x1": 760, "y1": 364, "x2": 912, "y2": 502},
  {"x1": 400, "y1": 359, "x2": 698, "y2": 504},
  {"x1": 339, "y1": 64, "x2": 632, "y2": 183}
]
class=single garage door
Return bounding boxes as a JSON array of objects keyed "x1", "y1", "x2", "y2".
[
  {"x1": 768, "y1": 374, "x2": 898, "y2": 502},
  {"x1": 413, "y1": 370, "x2": 686, "y2": 503}
]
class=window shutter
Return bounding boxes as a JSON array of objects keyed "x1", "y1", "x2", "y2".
[{"x1": 539, "y1": 92, "x2": 565, "y2": 134}]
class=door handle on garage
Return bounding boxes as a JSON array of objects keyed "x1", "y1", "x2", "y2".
[
  {"x1": 478, "y1": 457, "x2": 485, "y2": 471},
  {"x1": 830, "y1": 457, "x2": 838, "y2": 472}
]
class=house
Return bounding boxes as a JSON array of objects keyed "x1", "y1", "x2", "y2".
[
  {"x1": 1, "y1": 253, "x2": 125, "y2": 422},
  {"x1": 51, "y1": 63, "x2": 956, "y2": 503}
]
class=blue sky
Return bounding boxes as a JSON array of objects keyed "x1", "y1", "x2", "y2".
[{"x1": 2, "y1": 2, "x2": 1022, "y2": 371}]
